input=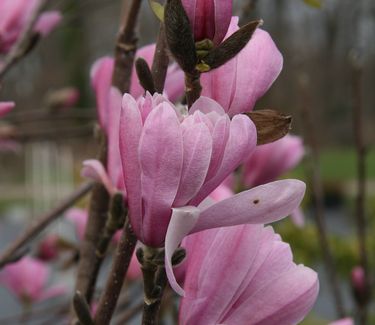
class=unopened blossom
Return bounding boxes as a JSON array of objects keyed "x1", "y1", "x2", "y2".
[
  {"x1": 0, "y1": 257, "x2": 65, "y2": 304},
  {"x1": 37, "y1": 234, "x2": 60, "y2": 261},
  {"x1": 181, "y1": 0, "x2": 232, "y2": 44},
  {"x1": 120, "y1": 93, "x2": 306, "y2": 294},
  {"x1": 179, "y1": 224, "x2": 319, "y2": 324},
  {"x1": 0, "y1": 0, "x2": 61, "y2": 54},
  {"x1": 201, "y1": 17, "x2": 283, "y2": 116},
  {"x1": 0, "y1": 101, "x2": 15, "y2": 118},
  {"x1": 329, "y1": 318, "x2": 354, "y2": 325}
]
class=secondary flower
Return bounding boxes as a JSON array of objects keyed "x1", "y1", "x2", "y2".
[
  {"x1": 181, "y1": 0, "x2": 232, "y2": 44},
  {"x1": 37, "y1": 234, "x2": 60, "y2": 261},
  {"x1": 0, "y1": 0, "x2": 61, "y2": 54},
  {"x1": 241, "y1": 134, "x2": 304, "y2": 188},
  {"x1": 0, "y1": 257, "x2": 65, "y2": 304},
  {"x1": 179, "y1": 224, "x2": 319, "y2": 324},
  {"x1": 0, "y1": 101, "x2": 15, "y2": 118},
  {"x1": 201, "y1": 17, "x2": 283, "y2": 116}
]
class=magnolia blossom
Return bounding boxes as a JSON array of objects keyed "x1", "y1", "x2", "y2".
[
  {"x1": 179, "y1": 224, "x2": 319, "y2": 324},
  {"x1": 0, "y1": 257, "x2": 65, "y2": 304},
  {"x1": 37, "y1": 234, "x2": 60, "y2": 261},
  {"x1": 181, "y1": 0, "x2": 232, "y2": 44},
  {"x1": 0, "y1": 0, "x2": 61, "y2": 54},
  {"x1": 201, "y1": 17, "x2": 283, "y2": 116},
  {"x1": 120, "y1": 93, "x2": 306, "y2": 294}
]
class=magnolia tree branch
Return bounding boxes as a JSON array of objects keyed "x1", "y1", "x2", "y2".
[
  {"x1": 350, "y1": 53, "x2": 370, "y2": 325},
  {"x1": 151, "y1": 24, "x2": 169, "y2": 93},
  {"x1": 0, "y1": 182, "x2": 93, "y2": 269},
  {"x1": 0, "y1": 0, "x2": 48, "y2": 80},
  {"x1": 298, "y1": 73, "x2": 346, "y2": 318}
]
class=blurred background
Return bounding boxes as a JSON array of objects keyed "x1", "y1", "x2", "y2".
[{"x1": 0, "y1": 0, "x2": 374, "y2": 323}]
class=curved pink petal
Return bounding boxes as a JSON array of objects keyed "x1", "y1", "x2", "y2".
[
  {"x1": 329, "y1": 318, "x2": 354, "y2": 325},
  {"x1": 174, "y1": 122, "x2": 212, "y2": 206},
  {"x1": 90, "y1": 57, "x2": 114, "y2": 130},
  {"x1": 81, "y1": 159, "x2": 116, "y2": 195},
  {"x1": 290, "y1": 207, "x2": 305, "y2": 228},
  {"x1": 191, "y1": 114, "x2": 256, "y2": 205},
  {"x1": 192, "y1": 179, "x2": 306, "y2": 233},
  {"x1": 34, "y1": 11, "x2": 62, "y2": 37},
  {"x1": 189, "y1": 96, "x2": 225, "y2": 116},
  {"x1": 65, "y1": 207, "x2": 88, "y2": 240},
  {"x1": 0, "y1": 101, "x2": 15, "y2": 118},
  {"x1": 120, "y1": 94, "x2": 143, "y2": 239},
  {"x1": 165, "y1": 206, "x2": 200, "y2": 296},
  {"x1": 212, "y1": 0, "x2": 232, "y2": 44},
  {"x1": 224, "y1": 265, "x2": 319, "y2": 325},
  {"x1": 138, "y1": 102, "x2": 183, "y2": 246}
]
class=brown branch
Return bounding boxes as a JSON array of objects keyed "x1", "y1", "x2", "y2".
[
  {"x1": 73, "y1": 129, "x2": 109, "y2": 306},
  {"x1": 0, "y1": 0, "x2": 48, "y2": 80},
  {"x1": 0, "y1": 182, "x2": 93, "y2": 269},
  {"x1": 93, "y1": 219, "x2": 137, "y2": 325},
  {"x1": 185, "y1": 70, "x2": 202, "y2": 108},
  {"x1": 350, "y1": 53, "x2": 370, "y2": 325},
  {"x1": 112, "y1": 0, "x2": 143, "y2": 93},
  {"x1": 298, "y1": 73, "x2": 346, "y2": 318}
]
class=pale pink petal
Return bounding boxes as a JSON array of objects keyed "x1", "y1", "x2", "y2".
[
  {"x1": 192, "y1": 179, "x2": 306, "y2": 233},
  {"x1": 34, "y1": 11, "x2": 62, "y2": 37},
  {"x1": 120, "y1": 94, "x2": 143, "y2": 239},
  {"x1": 212, "y1": 0, "x2": 232, "y2": 44},
  {"x1": 65, "y1": 208, "x2": 88, "y2": 240},
  {"x1": 138, "y1": 102, "x2": 183, "y2": 246},
  {"x1": 81, "y1": 159, "x2": 116, "y2": 195},
  {"x1": 290, "y1": 207, "x2": 305, "y2": 228},
  {"x1": 189, "y1": 96, "x2": 226, "y2": 116},
  {"x1": 0, "y1": 101, "x2": 15, "y2": 118},
  {"x1": 165, "y1": 206, "x2": 200, "y2": 296},
  {"x1": 329, "y1": 318, "x2": 354, "y2": 325},
  {"x1": 174, "y1": 123, "x2": 212, "y2": 206},
  {"x1": 208, "y1": 183, "x2": 233, "y2": 202}
]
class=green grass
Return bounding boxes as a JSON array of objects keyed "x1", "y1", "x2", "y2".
[{"x1": 287, "y1": 148, "x2": 375, "y2": 181}]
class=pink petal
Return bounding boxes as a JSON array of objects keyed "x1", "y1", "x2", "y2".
[
  {"x1": 224, "y1": 265, "x2": 318, "y2": 325},
  {"x1": 165, "y1": 206, "x2": 200, "y2": 296},
  {"x1": 0, "y1": 101, "x2": 15, "y2": 118},
  {"x1": 191, "y1": 114, "x2": 256, "y2": 205},
  {"x1": 290, "y1": 207, "x2": 305, "y2": 228},
  {"x1": 138, "y1": 102, "x2": 183, "y2": 246},
  {"x1": 189, "y1": 96, "x2": 225, "y2": 116},
  {"x1": 90, "y1": 57, "x2": 114, "y2": 130},
  {"x1": 81, "y1": 159, "x2": 116, "y2": 195},
  {"x1": 34, "y1": 11, "x2": 62, "y2": 37},
  {"x1": 212, "y1": 0, "x2": 232, "y2": 44},
  {"x1": 119, "y1": 94, "x2": 143, "y2": 239},
  {"x1": 174, "y1": 123, "x2": 212, "y2": 206},
  {"x1": 65, "y1": 208, "x2": 88, "y2": 240},
  {"x1": 192, "y1": 179, "x2": 306, "y2": 233},
  {"x1": 329, "y1": 318, "x2": 354, "y2": 325}
]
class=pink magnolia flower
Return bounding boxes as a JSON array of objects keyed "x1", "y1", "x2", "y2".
[
  {"x1": 242, "y1": 135, "x2": 304, "y2": 187},
  {"x1": 181, "y1": 0, "x2": 232, "y2": 44},
  {"x1": 179, "y1": 224, "x2": 319, "y2": 324},
  {"x1": 0, "y1": 101, "x2": 15, "y2": 118},
  {"x1": 201, "y1": 17, "x2": 283, "y2": 116},
  {"x1": 0, "y1": 0, "x2": 61, "y2": 54},
  {"x1": 329, "y1": 318, "x2": 354, "y2": 325},
  {"x1": 120, "y1": 93, "x2": 306, "y2": 294},
  {"x1": 0, "y1": 257, "x2": 65, "y2": 304}
]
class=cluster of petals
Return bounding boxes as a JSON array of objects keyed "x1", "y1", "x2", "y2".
[
  {"x1": 0, "y1": 0, "x2": 61, "y2": 54},
  {"x1": 179, "y1": 224, "x2": 319, "y2": 325},
  {"x1": 0, "y1": 257, "x2": 65, "y2": 304},
  {"x1": 201, "y1": 17, "x2": 283, "y2": 116},
  {"x1": 181, "y1": 0, "x2": 232, "y2": 45}
]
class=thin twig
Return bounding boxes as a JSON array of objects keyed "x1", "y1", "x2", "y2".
[
  {"x1": 93, "y1": 220, "x2": 137, "y2": 325},
  {"x1": 0, "y1": 182, "x2": 93, "y2": 269},
  {"x1": 0, "y1": 0, "x2": 48, "y2": 80},
  {"x1": 298, "y1": 73, "x2": 346, "y2": 318},
  {"x1": 185, "y1": 70, "x2": 202, "y2": 108},
  {"x1": 112, "y1": 0, "x2": 143, "y2": 93},
  {"x1": 350, "y1": 52, "x2": 370, "y2": 325}
]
